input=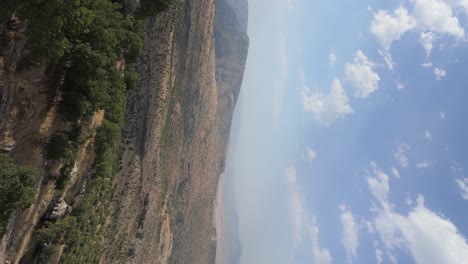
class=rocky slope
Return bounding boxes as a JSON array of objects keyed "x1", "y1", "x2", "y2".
[
  {"x1": 102, "y1": 0, "x2": 223, "y2": 262},
  {"x1": 0, "y1": 0, "x2": 248, "y2": 262},
  {"x1": 0, "y1": 18, "x2": 104, "y2": 263}
]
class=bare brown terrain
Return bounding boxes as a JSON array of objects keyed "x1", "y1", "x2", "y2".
[{"x1": 100, "y1": 0, "x2": 249, "y2": 262}]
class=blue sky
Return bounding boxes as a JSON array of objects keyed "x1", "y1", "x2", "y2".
[{"x1": 227, "y1": 0, "x2": 468, "y2": 263}]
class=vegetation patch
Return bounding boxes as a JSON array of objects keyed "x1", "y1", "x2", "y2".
[
  {"x1": 0, "y1": 0, "x2": 171, "y2": 262},
  {"x1": 0, "y1": 154, "x2": 37, "y2": 237}
]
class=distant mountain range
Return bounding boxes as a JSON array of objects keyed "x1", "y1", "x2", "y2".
[
  {"x1": 213, "y1": 0, "x2": 248, "y2": 263},
  {"x1": 225, "y1": 0, "x2": 248, "y2": 32},
  {"x1": 215, "y1": 0, "x2": 249, "y2": 162}
]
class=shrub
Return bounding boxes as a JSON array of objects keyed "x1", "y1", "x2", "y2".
[
  {"x1": 0, "y1": 154, "x2": 36, "y2": 236},
  {"x1": 45, "y1": 134, "x2": 69, "y2": 160}
]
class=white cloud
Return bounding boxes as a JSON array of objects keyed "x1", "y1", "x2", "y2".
[
  {"x1": 434, "y1": 67, "x2": 447, "y2": 80},
  {"x1": 406, "y1": 196, "x2": 413, "y2": 205},
  {"x1": 413, "y1": 0, "x2": 465, "y2": 38},
  {"x1": 329, "y1": 52, "x2": 336, "y2": 68},
  {"x1": 455, "y1": 178, "x2": 468, "y2": 200},
  {"x1": 394, "y1": 144, "x2": 410, "y2": 168},
  {"x1": 287, "y1": 165, "x2": 305, "y2": 247},
  {"x1": 286, "y1": 165, "x2": 332, "y2": 263},
  {"x1": 419, "y1": 31, "x2": 438, "y2": 57},
  {"x1": 425, "y1": 130, "x2": 432, "y2": 141},
  {"x1": 440, "y1": 112, "x2": 446, "y2": 119},
  {"x1": 302, "y1": 79, "x2": 353, "y2": 126},
  {"x1": 370, "y1": 7, "x2": 416, "y2": 50},
  {"x1": 373, "y1": 196, "x2": 468, "y2": 264},
  {"x1": 416, "y1": 161, "x2": 432, "y2": 168},
  {"x1": 368, "y1": 162, "x2": 391, "y2": 207},
  {"x1": 339, "y1": 205, "x2": 360, "y2": 261},
  {"x1": 446, "y1": 0, "x2": 468, "y2": 14},
  {"x1": 370, "y1": 1, "x2": 464, "y2": 65},
  {"x1": 422, "y1": 61, "x2": 433, "y2": 67},
  {"x1": 375, "y1": 247, "x2": 383, "y2": 264},
  {"x1": 379, "y1": 50, "x2": 395, "y2": 70},
  {"x1": 365, "y1": 220, "x2": 375, "y2": 234},
  {"x1": 308, "y1": 218, "x2": 333, "y2": 264},
  {"x1": 391, "y1": 167, "x2": 401, "y2": 179},
  {"x1": 396, "y1": 81, "x2": 405, "y2": 90},
  {"x1": 367, "y1": 164, "x2": 468, "y2": 264},
  {"x1": 306, "y1": 147, "x2": 317, "y2": 162},
  {"x1": 345, "y1": 50, "x2": 380, "y2": 98}
]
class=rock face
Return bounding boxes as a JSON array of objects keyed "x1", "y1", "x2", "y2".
[
  {"x1": 0, "y1": 19, "x2": 69, "y2": 264},
  {"x1": 46, "y1": 199, "x2": 72, "y2": 220}
]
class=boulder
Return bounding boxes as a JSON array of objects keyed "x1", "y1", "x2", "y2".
[{"x1": 47, "y1": 199, "x2": 72, "y2": 220}]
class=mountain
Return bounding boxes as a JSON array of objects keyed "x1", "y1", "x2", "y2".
[
  {"x1": 213, "y1": 0, "x2": 248, "y2": 263},
  {"x1": 215, "y1": 0, "x2": 249, "y2": 159},
  {"x1": 225, "y1": 0, "x2": 249, "y2": 32},
  {"x1": 0, "y1": 0, "x2": 248, "y2": 263}
]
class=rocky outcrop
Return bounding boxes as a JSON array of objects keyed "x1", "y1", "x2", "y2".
[{"x1": 46, "y1": 199, "x2": 72, "y2": 220}]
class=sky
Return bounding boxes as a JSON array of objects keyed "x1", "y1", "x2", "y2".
[{"x1": 226, "y1": 0, "x2": 468, "y2": 263}]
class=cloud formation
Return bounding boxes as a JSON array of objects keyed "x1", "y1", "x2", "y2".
[
  {"x1": 370, "y1": 7, "x2": 416, "y2": 51},
  {"x1": 396, "y1": 81, "x2": 405, "y2": 90},
  {"x1": 302, "y1": 79, "x2": 353, "y2": 126},
  {"x1": 339, "y1": 205, "x2": 359, "y2": 261},
  {"x1": 308, "y1": 218, "x2": 333, "y2": 264},
  {"x1": 425, "y1": 130, "x2": 432, "y2": 141},
  {"x1": 286, "y1": 166, "x2": 332, "y2": 263},
  {"x1": 419, "y1": 31, "x2": 437, "y2": 57},
  {"x1": 434, "y1": 67, "x2": 446, "y2": 80},
  {"x1": 375, "y1": 246, "x2": 383, "y2": 264},
  {"x1": 287, "y1": 165, "x2": 305, "y2": 247},
  {"x1": 345, "y1": 50, "x2": 380, "y2": 98},
  {"x1": 413, "y1": 0, "x2": 464, "y2": 38},
  {"x1": 394, "y1": 144, "x2": 410, "y2": 168},
  {"x1": 367, "y1": 163, "x2": 468, "y2": 264},
  {"x1": 391, "y1": 167, "x2": 400, "y2": 179},
  {"x1": 306, "y1": 147, "x2": 317, "y2": 162},
  {"x1": 370, "y1": 1, "x2": 465, "y2": 63},
  {"x1": 455, "y1": 178, "x2": 468, "y2": 200},
  {"x1": 416, "y1": 161, "x2": 432, "y2": 168},
  {"x1": 368, "y1": 162, "x2": 391, "y2": 206}
]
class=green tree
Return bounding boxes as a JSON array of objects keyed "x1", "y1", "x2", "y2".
[{"x1": 0, "y1": 154, "x2": 36, "y2": 236}]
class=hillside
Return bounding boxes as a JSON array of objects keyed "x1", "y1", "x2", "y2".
[
  {"x1": 0, "y1": 0, "x2": 249, "y2": 263},
  {"x1": 225, "y1": 0, "x2": 249, "y2": 32},
  {"x1": 215, "y1": 0, "x2": 249, "y2": 160}
]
